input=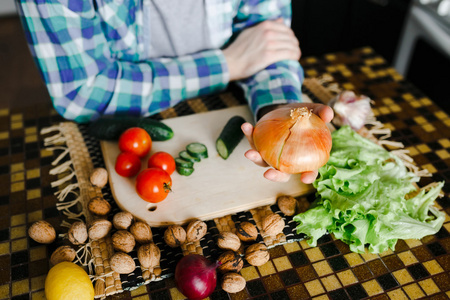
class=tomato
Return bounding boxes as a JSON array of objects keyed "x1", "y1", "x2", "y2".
[
  {"x1": 136, "y1": 168, "x2": 172, "y2": 203},
  {"x1": 147, "y1": 151, "x2": 176, "y2": 175},
  {"x1": 118, "y1": 127, "x2": 152, "y2": 158},
  {"x1": 115, "y1": 152, "x2": 142, "y2": 177}
]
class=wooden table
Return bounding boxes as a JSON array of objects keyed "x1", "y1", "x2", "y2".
[{"x1": 1, "y1": 21, "x2": 449, "y2": 299}]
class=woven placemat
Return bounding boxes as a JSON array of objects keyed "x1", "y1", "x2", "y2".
[{"x1": 40, "y1": 79, "x2": 439, "y2": 299}]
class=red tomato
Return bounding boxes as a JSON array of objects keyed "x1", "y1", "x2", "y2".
[
  {"x1": 118, "y1": 127, "x2": 152, "y2": 158},
  {"x1": 115, "y1": 152, "x2": 142, "y2": 177},
  {"x1": 136, "y1": 168, "x2": 172, "y2": 203},
  {"x1": 147, "y1": 151, "x2": 176, "y2": 175}
]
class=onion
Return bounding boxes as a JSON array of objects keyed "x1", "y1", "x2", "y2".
[
  {"x1": 175, "y1": 254, "x2": 220, "y2": 300},
  {"x1": 253, "y1": 106, "x2": 332, "y2": 174}
]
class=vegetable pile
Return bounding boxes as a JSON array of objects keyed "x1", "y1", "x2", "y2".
[{"x1": 294, "y1": 126, "x2": 445, "y2": 254}]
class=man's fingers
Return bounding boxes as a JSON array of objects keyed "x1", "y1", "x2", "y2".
[
  {"x1": 241, "y1": 122, "x2": 256, "y2": 149},
  {"x1": 244, "y1": 149, "x2": 268, "y2": 167},
  {"x1": 264, "y1": 169, "x2": 291, "y2": 182},
  {"x1": 312, "y1": 105, "x2": 334, "y2": 123},
  {"x1": 300, "y1": 170, "x2": 319, "y2": 184}
]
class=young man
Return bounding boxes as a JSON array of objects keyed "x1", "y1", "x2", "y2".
[{"x1": 17, "y1": 0, "x2": 332, "y2": 182}]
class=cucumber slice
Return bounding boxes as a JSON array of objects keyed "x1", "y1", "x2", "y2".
[
  {"x1": 179, "y1": 150, "x2": 201, "y2": 162},
  {"x1": 186, "y1": 142, "x2": 208, "y2": 159},
  {"x1": 175, "y1": 157, "x2": 194, "y2": 168},
  {"x1": 216, "y1": 115, "x2": 246, "y2": 159},
  {"x1": 176, "y1": 166, "x2": 194, "y2": 176}
]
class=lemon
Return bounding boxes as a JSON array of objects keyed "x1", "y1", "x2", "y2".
[{"x1": 45, "y1": 261, "x2": 94, "y2": 300}]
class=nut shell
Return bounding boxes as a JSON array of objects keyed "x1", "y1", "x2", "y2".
[
  {"x1": 110, "y1": 252, "x2": 136, "y2": 274},
  {"x1": 277, "y1": 195, "x2": 297, "y2": 216},
  {"x1": 28, "y1": 220, "x2": 56, "y2": 244},
  {"x1": 112, "y1": 230, "x2": 136, "y2": 253},
  {"x1": 221, "y1": 272, "x2": 246, "y2": 294},
  {"x1": 186, "y1": 220, "x2": 207, "y2": 242},
  {"x1": 245, "y1": 243, "x2": 270, "y2": 266},
  {"x1": 88, "y1": 219, "x2": 112, "y2": 241},
  {"x1": 90, "y1": 167, "x2": 108, "y2": 188},
  {"x1": 50, "y1": 245, "x2": 76, "y2": 266},
  {"x1": 88, "y1": 197, "x2": 111, "y2": 216},
  {"x1": 261, "y1": 213, "x2": 285, "y2": 236},
  {"x1": 217, "y1": 251, "x2": 244, "y2": 274},
  {"x1": 137, "y1": 243, "x2": 161, "y2": 269},
  {"x1": 130, "y1": 222, "x2": 153, "y2": 244},
  {"x1": 113, "y1": 212, "x2": 134, "y2": 230},
  {"x1": 68, "y1": 221, "x2": 88, "y2": 245},
  {"x1": 164, "y1": 225, "x2": 186, "y2": 247},
  {"x1": 235, "y1": 222, "x2": 258, "y2": 242},
  {"x1": 217, "y1": 231, "x2": 241, "y2": 252}
]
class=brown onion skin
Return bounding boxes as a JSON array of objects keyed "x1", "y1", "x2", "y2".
[{"x1": 253, "y1": 106, "x2": 332, "y2": 174}]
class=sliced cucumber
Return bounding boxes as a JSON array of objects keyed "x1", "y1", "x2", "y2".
[
  {"x1": 175, "y1": 157, "x2": 194, "y2": 168},
  {"x1": 179, "y1": 150, "x2": 201, "y2": 162},
  {"x1": 176, "y1": 166, "x2": 194, "y2": 176},
  {"x1": 186, "y1": 142, "x2": 208, "y2": 159},
  {"x1": 216, "y1": 115, "x2": 246, "y2": 159}
]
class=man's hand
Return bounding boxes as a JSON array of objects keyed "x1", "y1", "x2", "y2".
[
  {"x1": 242, "y1": 103, "x2": 334, "y2": 183},
  {"x1": 223, "y1": 19, "x2": 301, "y2": 81}
]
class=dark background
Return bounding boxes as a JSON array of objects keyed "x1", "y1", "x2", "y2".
[
  {"x1": 292, "y1": 0, "x2": 410, "y2": 63},
  {"x1": 291, "y1": 0, "x2": 449, "y2": 113}
]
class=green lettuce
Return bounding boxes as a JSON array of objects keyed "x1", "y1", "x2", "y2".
[{"x1": 293, "y1": 126, "x2": 445, "y2": 253}]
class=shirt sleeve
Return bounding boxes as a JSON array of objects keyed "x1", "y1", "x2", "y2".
[
  {"x1": 232, "y1": 0, "x2": 304, "y2": 120},
  {"x1": 16, "y1": 0, "x2": 229, "y2": 123}
]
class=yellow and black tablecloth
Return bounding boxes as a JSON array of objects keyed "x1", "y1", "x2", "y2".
[{"x1": 1, "y1": 47, "x2": 450, "y2": 300}]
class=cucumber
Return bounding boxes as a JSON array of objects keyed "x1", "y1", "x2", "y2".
[
  {"x1": 176, "y1": 166, "x2": 194, "y2": 176},
  {"x1": 186, "y1": 142, "x2": 208, "y2": 159},
  {"x1": 88, "y1": 117, "x2": 174, "y2": 141},
  {"x1": 179, "y1": 150, "x2": 200, "y2": 163},
  {"x1": 216, "y1": 115, "x2": 246, "y2": 159},
  {"x1": 175, "y1": 157, "x2": 194, "y2": 168}
]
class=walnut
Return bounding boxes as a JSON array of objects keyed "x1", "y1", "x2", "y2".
[
  {"x1": 90, "y1": 168, "x2": 108, "y2": 188},
  {"x1": 277, "y1": 195, "x2": 297, "y2": 216},
  {"x1": 113, "y1": 212, "x2": 134, "y2": 230},
  {"x1": 245, "y1": 243, "x2": 270, "y2": 266},
  {"x1": 186, "y1": 220, "x2": 207, "y2": 242},
  {"x1": 164, "y1": 225, "x2": 186, "y2": 247},
  {"x1": 261, "y1": 213, "x2": 285, "y2": 236},
  {"x1": 68, "y1": 221, "x2": 88, "y2": 245},
  {"x1": 110, "y1": 252, "x2": 136, "y2": 274},
  {"x1": 221, "y1": 272, "x2": 246, "y2": 294},
  {"x1": 130, "y1": 221, "x2": 152, "y2": 244},
  {"x1": 137, "y1": 243, "x2": 161, "y2": 269},
  {"x1": 88, "y1": 219, "x2": 112, "y2": 241},
  {"x1": 28, "y1": 220, "x2": 56, "y2": 244},
  {"x1": 235, "y1": 222, "x2": 258, "y2": 242},
  {"x1": 217, "y1": 251, "x2": 244, "y2": 274},
  {"x1": 88, "y1": 197, "x2": 111, "y2": 216},
  {"x1": 50, "y1": 245, "x2": 76, "y2": 266},
  {"x1": 112, "y1": 230, "x2": 136, "y2": 253},
  {"x1": 217, "y1": 231, "x2": 241, "y2": 252}
]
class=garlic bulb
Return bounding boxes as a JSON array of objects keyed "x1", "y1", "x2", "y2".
[{"x1": 330, "y1": 91, "x2": 373, "y2": 131}]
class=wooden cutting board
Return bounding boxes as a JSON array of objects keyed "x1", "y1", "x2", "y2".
[{"x1": 101, "y1": 105, "x2": 315, "y2": 226}]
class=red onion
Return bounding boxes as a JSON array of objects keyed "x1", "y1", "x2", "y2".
[{"x1": 175, "y1": 254, "x2": 220, "y2": 300}]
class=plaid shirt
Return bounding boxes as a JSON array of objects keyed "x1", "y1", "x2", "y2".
[{"x1": 17, "y1": 0, "x2": 304, "y2": 123}]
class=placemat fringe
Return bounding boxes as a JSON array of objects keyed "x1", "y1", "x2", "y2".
[{"x1": 41, "y1": 122, "x2": 126, "y2": 299}]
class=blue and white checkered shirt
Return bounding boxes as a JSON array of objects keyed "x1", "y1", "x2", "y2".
[{"x1": 17, "y1": 0, "x2": 304, "y2": 123}]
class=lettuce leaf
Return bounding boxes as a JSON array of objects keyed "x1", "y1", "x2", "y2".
[{"x1": 293, "y1": 126, "x2": 445, "y2": 253}]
